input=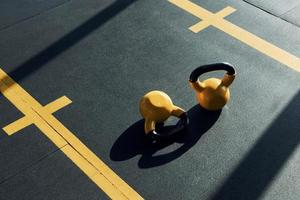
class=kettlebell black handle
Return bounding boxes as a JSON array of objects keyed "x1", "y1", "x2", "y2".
[
  {"x1": 147, "y1": 112, "x2": 189, "y2": 142},
  {"x1": 189, "y1": 63, "x2": 236, "y2": 83}
]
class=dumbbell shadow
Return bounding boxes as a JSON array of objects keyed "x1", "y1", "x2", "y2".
[{"x1": 110, "y1": 105, "x2": 221, "y2": 168}]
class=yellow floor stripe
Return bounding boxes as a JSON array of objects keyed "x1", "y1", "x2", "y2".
[
  {"x1": 0, "y1": 74, "x2": 67, "y2": 148},
  {"x1": 189, "y1": 20, "x2": 210, "y2": 33},
  {"x1": 44, "y1": 96, "x2": 72, "y2": 114},
  {"x1": 0, "y1": 69, "x2": 143, "y2": 200},
  {"x1": 3, "y1": 115, "x2": 32, "y2": 136},
  {"x1": 3, "y1": 96, "x2": 72, "y2": 135},
  {"x1": 169, "y1": 0, "x2": 300, "y2": 72},
  {"x1": 217, "y1": 6, "x2": 236, "y2": 18},
  {"x1": 61, "y1": 145, "x2": 128, "y2": 200},
  {"x1": 189, "y1": 6, "x2": 236, "y2": 32}
]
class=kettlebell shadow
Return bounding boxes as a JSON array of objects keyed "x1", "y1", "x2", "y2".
[{"x1": 110, "y1": 105, "x2": 221, "y2": 168}]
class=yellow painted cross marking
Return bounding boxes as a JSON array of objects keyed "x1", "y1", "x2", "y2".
[
  {"x1": 0, "y1": 69, "x2": 143, "y2": 200},
  {"x1": 168, "y1": 0, "x2": 300, "y2": 72},
  {"x1": 3, "y1": 96, "x2": 72, "y2": 135}
]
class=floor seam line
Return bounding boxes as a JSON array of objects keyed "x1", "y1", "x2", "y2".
[
  {"x1": 0, "y1": 0, "x2": 71, "y2": 32},
  {"x1": 0, "y1": 145, "x2": 66, "y2": 185},
  {"x1": 279, "y1": 3, "x2": 300, "y2": 17},
  {"x1": 242, "y1": 0, "x2": 300, "y2": 29}
]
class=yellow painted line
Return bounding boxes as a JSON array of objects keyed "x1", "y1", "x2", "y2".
[
  {"x1": 216, "y1": 6, "x2": 237, "y2": 18},
  {"x1": 61, "y1": 145, "x2": 127, "y2": 200},
  {"x1": 189, "y1": 20, "x2": 210, "y2": 33},
  {"x1": 44, "y1": 96, "x2": 72, "y2": 114},
  {"x1": 0, "y1": 69, "x2": 143, "y2": 200},
  {"x1": 0, "y1": 73, "x2": 67, "y2": 148},
  {"x1": 3, "y1": 115, "x2": 32, "y2": 135},
  {"x1": 189, "y1": 6, "x2": 236, "y2": 32},
  {"x1": 169, "y1": 0, "x2": 300, "y2": 72},
  {"x1": 3, "y1": 96, "x2": 72, "y2": 135}
]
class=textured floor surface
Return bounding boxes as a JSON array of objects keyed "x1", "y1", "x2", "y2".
[{"x1": 0, "y1": 0, "x2": 300, "y2": 199}]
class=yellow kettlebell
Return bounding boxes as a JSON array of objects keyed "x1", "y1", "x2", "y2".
[
  {"x1": 139, "y1": 90, "x2": 188, "y2": 140},
  {"x1": 189, "y1": 63, "x2": 236, "y2": 111}
]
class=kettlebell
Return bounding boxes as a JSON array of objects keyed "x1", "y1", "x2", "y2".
[
  {"x1": 189, "y1": 63, "x2": 236, "y2": 111},
  {"x1": 139, "y1": 90, "x2": 188, "y2": 141}
]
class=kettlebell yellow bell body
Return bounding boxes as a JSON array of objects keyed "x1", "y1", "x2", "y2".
[
  {"x1": 189, "y1": 63, "x2": 236, "y2": 111},
  {"x1": 139, "y1": 90, "x2": 187, "y2": 137}
]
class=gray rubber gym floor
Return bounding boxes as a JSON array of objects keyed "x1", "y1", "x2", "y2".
[{"x1": 0, "y1": 0, "x2": 300, "y2": 199}]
